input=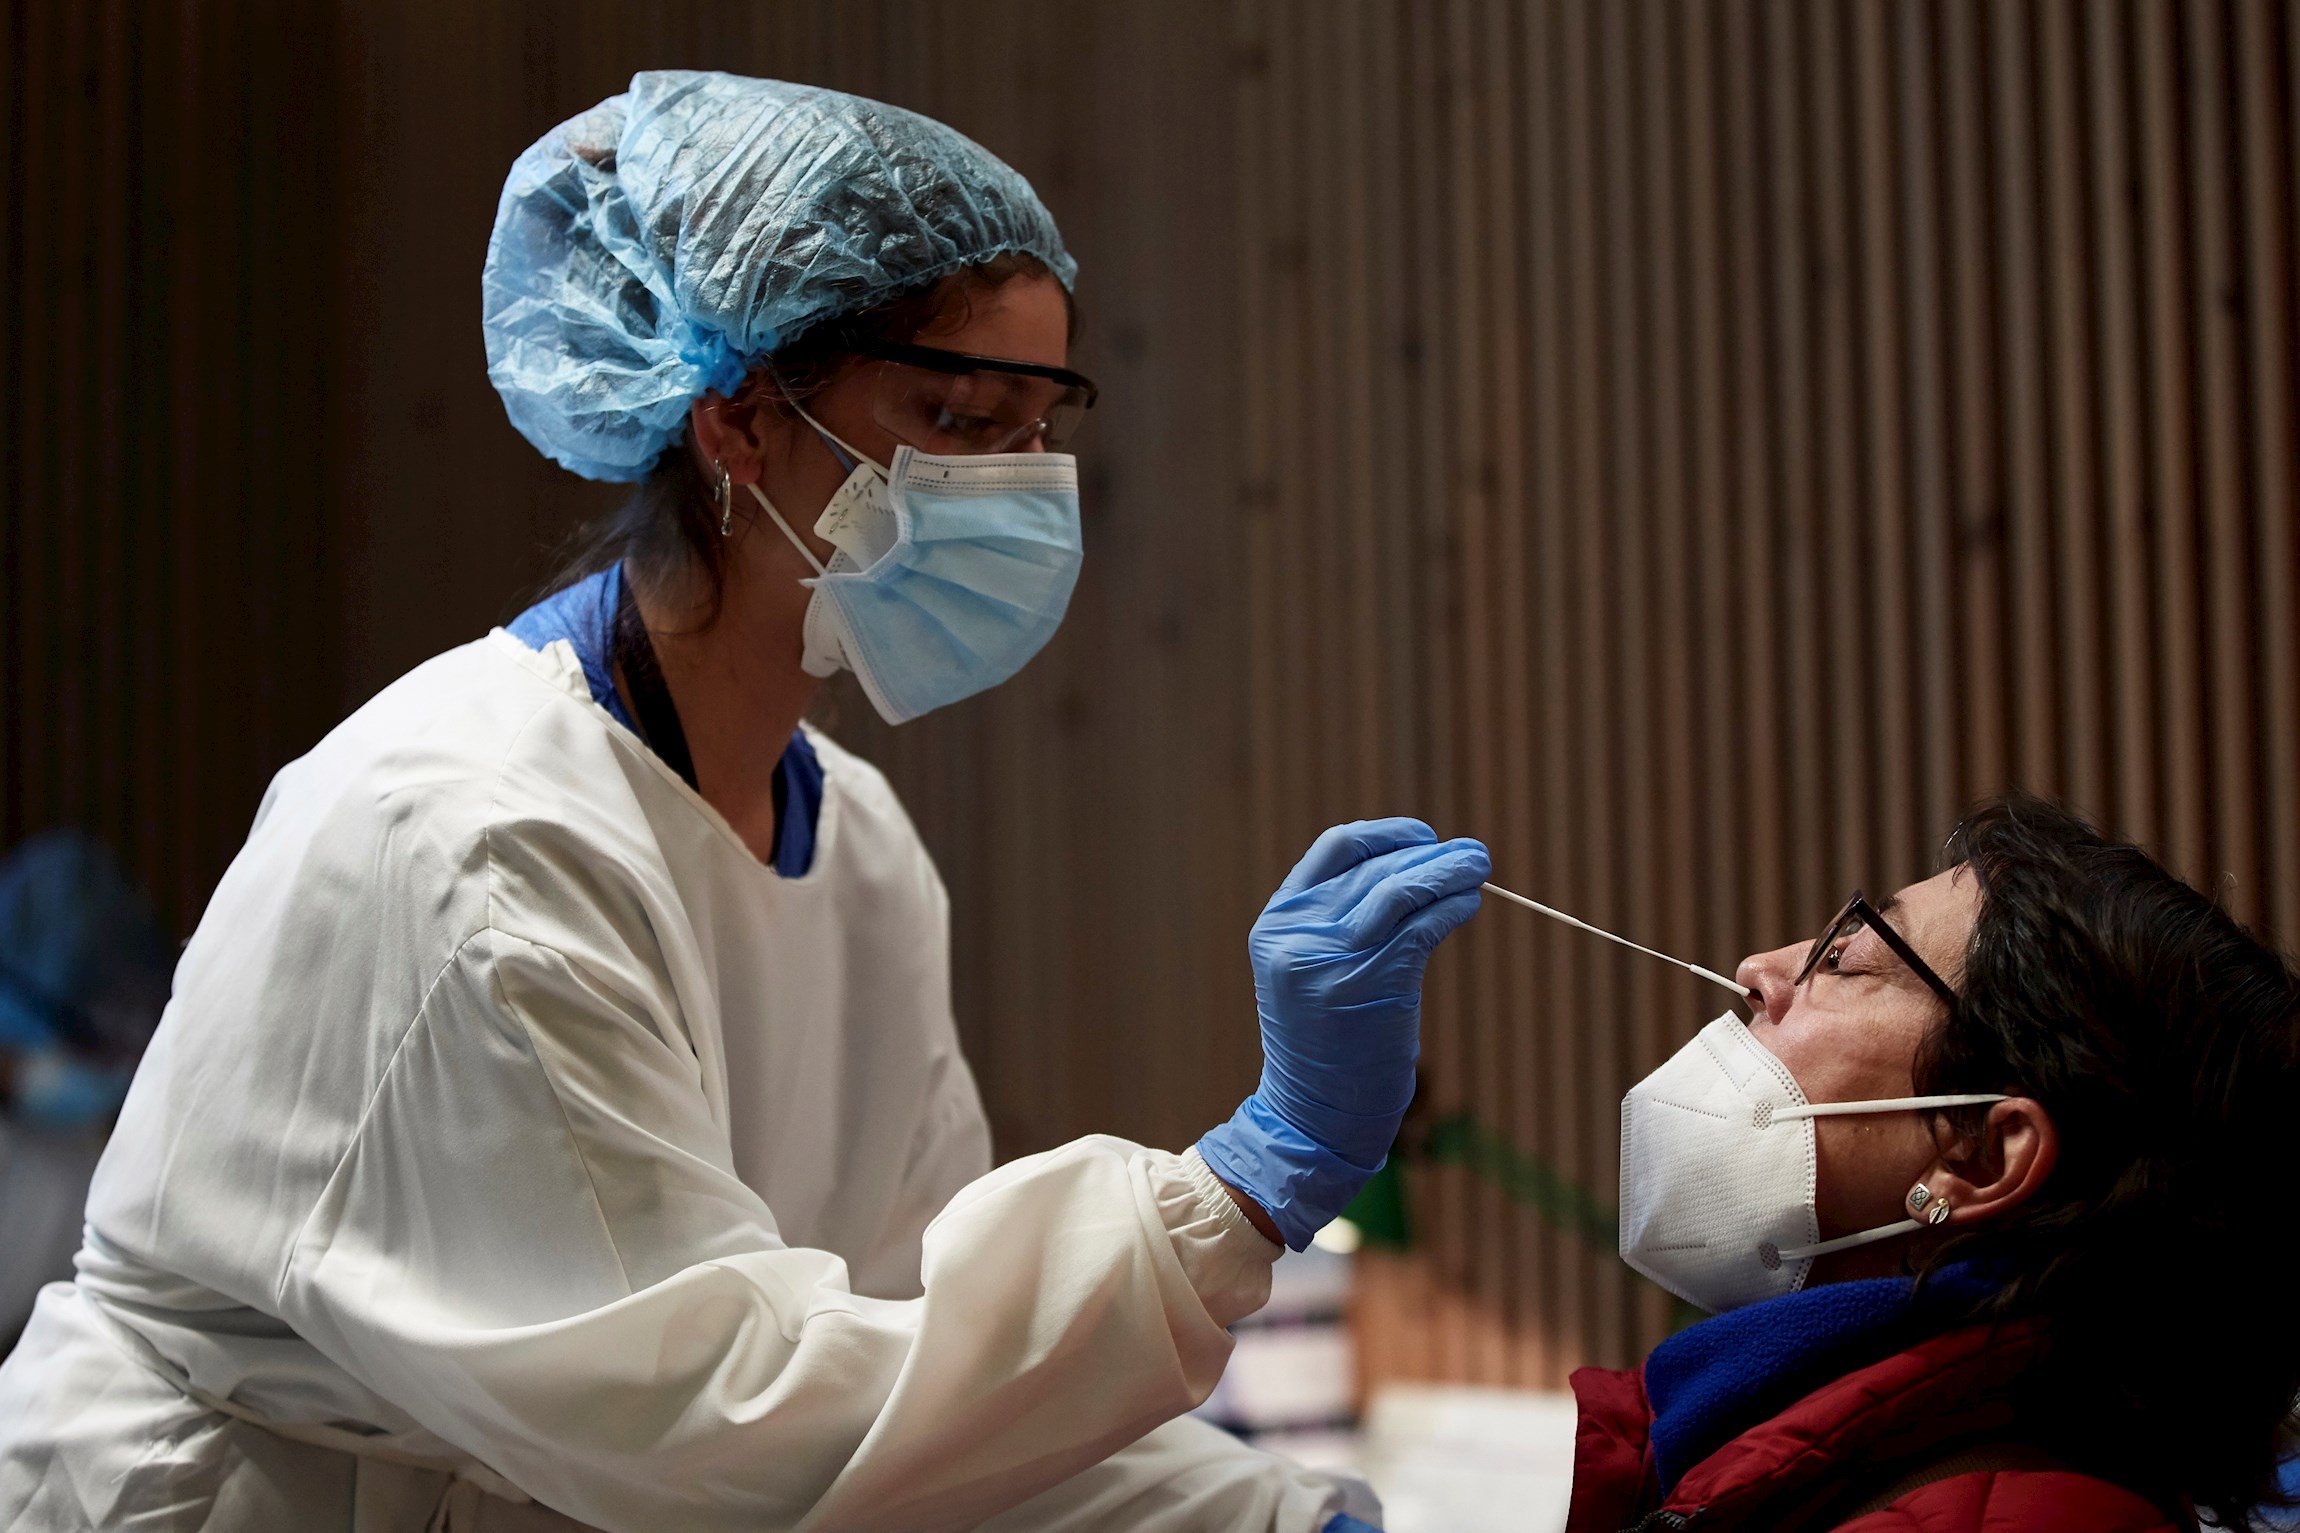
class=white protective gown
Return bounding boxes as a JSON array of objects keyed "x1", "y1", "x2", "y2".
[{"x1": 0, "y1": 629, "x2": 1370, "y2": 1532}]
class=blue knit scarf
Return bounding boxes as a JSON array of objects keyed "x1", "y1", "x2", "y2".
[{"x1": 1642, "y1": 1262, "x2": 2003, "y2": 1491}]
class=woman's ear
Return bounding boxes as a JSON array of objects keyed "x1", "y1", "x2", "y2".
[
  {"x1": 1922, "y1": 1097, "x2": 2058, "y2": 1229},
  {"x1": 688, "y1": 385, "x2": 779, "y2": 487}
]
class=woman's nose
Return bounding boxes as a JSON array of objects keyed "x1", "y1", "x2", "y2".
[{"x1": 1737, "y1": 944, "x2": 1804, "y2": 1025}]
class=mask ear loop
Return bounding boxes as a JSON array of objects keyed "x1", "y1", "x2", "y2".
[
  {"x1": 744, "y1": 367, "x2": 875, "y2": 580},
  {"x1": 1771, "y1": 1219, "x2": 1929, "y2": 1265},
  {"x1": 748, "y1": 483, "x2": 828, "y2": 579},
  {"x1": 1770, "y1": 1093, "x2": 2009, "y2": 1120},
  {"x1": 1773, "y1": 1189, "x2": 1954, "y2": 1263},
  {"x1": 771, "y1": 369, "x2": 883, "y2": 478},
  {"x1": 1765, "y1": 1095, "x2": 2003, "y2": 1262}
]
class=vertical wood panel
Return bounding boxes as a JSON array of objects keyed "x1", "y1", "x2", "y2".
[
  {"x1": 1634, "y1": 0, "x2": 1693, "y2": 1354},
  {"x1": 1896, "y1": 1, "x2": 1960, "y2": 857},
  {"x1": 2089, "y1": 2, "x2": 2162, "y2": 845},
  {"x1": 1941, "y1": 0, "x2": 2011, "y2": 807},
  {"x1": 2040, "y1": 0, "x2": 2109, "y2": 822},
  {"x1": 1560, "y1": 0, "x2": 1629, "y2": 1367},
  {"x1": 1478, "y1": 0, "x2": 1546, "y2": 1391},
  {"x1": 4, "y1": 0, "x2": 341, "y2": 930},
  {"x1": 2185, "y1": 0, "x2": 2262, "y2": 920},
  {"x1": 2139, "y1": 0, "x2": 2212, "y2": 883},
  {"x1": 1440, "y1": 0, "x2": 1522, "y2": 1385},
  {"x1": 1523, "y1": 0, "x2": 1586, "y2": 1387},
  {"x1": 2236, "y1": 0, "x2": 2300, "y2": 940},
  {"x1": 1858, "y1": 0, "x2": 1913, "y2": 875},
  {"x1": 1404, "y1": 0, "x2": 1477, "y2": 1386},
  {"x1": 1996, "y1": 2, "x2": 2064, "y2": 800}
]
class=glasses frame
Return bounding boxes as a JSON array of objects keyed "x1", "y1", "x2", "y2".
[
  {"x1": 1792, "y1": 890, "x2": 1960, "y2": 1012},
  {"x1": 850, "y1": 339, "x2": 1100, "y2": 406}
]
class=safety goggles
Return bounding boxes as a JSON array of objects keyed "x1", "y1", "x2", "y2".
[
  {"x1": 852, "y1": 340, "x2": 1098, "y2": 455},
  {"x1": 1793, "y1": 890, "x2": 1960, "y2": 1012}
]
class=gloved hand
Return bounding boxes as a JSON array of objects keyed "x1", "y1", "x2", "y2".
[{"x1": 1198, "y1": 819, "x2": 1489, "y2": 1249}]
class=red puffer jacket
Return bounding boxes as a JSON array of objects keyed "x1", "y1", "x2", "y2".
[{"x1": 1565, "y1": 1318, "x2": 2190, "y2": 1531}]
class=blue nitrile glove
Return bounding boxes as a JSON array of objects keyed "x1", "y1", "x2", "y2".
[
  {"x1": 1198, "y1": 819, "x2": 1489, "y2": 1249},
  {"x1": 1323, "y1": 1516, "x2": 1381, "y2": 1533}
]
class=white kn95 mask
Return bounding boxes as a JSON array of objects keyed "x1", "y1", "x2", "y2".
[{"x1": 1616, "y1": 1013, "x2": 2004, "y2": 1313}]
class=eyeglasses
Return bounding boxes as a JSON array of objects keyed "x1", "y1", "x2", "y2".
[
  {"x1": 1792, "y1": 891, "x2": 1959, "y2": 1012},
  {"x1": 852, "y1": 340, "x2": 1099, "y2": 455}
]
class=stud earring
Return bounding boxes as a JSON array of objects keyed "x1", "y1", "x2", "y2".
[
  {"x1": 713, "y1": 462, "x2": 734, "y2": 537},
  {"x1": 1907, "y1": 1183, "x2": 1935, "y2": 1216}
]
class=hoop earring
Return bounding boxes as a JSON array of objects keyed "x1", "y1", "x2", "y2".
[{"x1": 713, "y1": 462, "x2": 734, "y2": 537}]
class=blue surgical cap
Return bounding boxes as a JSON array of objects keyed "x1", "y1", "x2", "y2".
[{"x1": 482, "y1": 71, "x2": 1078, "y2": 482}]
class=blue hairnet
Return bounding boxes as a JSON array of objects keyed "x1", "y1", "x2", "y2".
[{"x1": 482, "y1": 71, "x2": 1078, "y2": 482}]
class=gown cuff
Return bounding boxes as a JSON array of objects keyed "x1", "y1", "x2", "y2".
[{"x1": 1154, "y1": 1147, "x2": 1281, "y2": 1329}]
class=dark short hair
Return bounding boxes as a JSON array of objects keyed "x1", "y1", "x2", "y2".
[
  {"x1": 1915, "y1": 792, "x2": 2300, "y2": 1527},
  {"x1": 538, "y1": 250, "x2": 1072, "y2": 627}
]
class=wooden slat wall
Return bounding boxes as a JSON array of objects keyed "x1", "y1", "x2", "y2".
[
  {"x1": 1239, "y1": 0, "x2": 2300, "y2": 1383},
  {"x1": 1, "y1": 0, "x2": 342, "y2": 928},
  {"x1": 5, "y1": 0, "x2": 2295, "y2": 1393}
]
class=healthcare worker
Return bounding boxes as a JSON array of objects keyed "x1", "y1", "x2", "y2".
[{"x1": 0, "y1": 73, "x2": 1489, "y2": 1532}]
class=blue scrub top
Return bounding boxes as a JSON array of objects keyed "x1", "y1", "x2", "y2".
[{"x1": 507, "y1": 565, "x2": 823, "y2": 878}]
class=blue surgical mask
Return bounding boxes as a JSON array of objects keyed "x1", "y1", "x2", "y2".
[
  {"x1": 749, "y1": 421, "x2": 1084, "y2": 725},
  {"x1": 11, "y1": 1046, "x2": 130, "y2": 1132}
]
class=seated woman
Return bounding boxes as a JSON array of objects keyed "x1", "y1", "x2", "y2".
[{"x1": 1568, "y1": 794, "x2": 2300, "y2": 1532}]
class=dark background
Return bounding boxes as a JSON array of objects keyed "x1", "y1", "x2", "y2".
[{"x1": 6, "y1": 0, "x2": 2297, "y2": 1387}]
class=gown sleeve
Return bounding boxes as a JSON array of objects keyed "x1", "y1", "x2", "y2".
[
  {"x1": 847, "y1": 1043, "x2": 995, "y2": 1300},
  {"x1": 275, "y1": 926, "x2": 1283, "y2": 1533},
  {"x1": 977, "y1": 1414, "x2": 1379, "y2": 1532},
  {"x1": 833, "y1": 984, "x2": 1372, "y2": 1532}
]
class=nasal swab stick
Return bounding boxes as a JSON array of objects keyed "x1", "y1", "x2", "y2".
[{"x1": 1479, "y1": 882, "x2": 1757, "y2": 1002}]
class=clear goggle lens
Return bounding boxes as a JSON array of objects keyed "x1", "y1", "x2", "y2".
[{"x1": 870, "y1": 360, "x2": 1093, "y2": 456}]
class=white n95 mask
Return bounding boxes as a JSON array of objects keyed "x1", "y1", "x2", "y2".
[
  {"x1": 1618, "y1": 1013, "x2": 2005, "y2": 1314},
  {"x1": 752, "y1": 426, "x2": 1083, "y2": 726}
]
